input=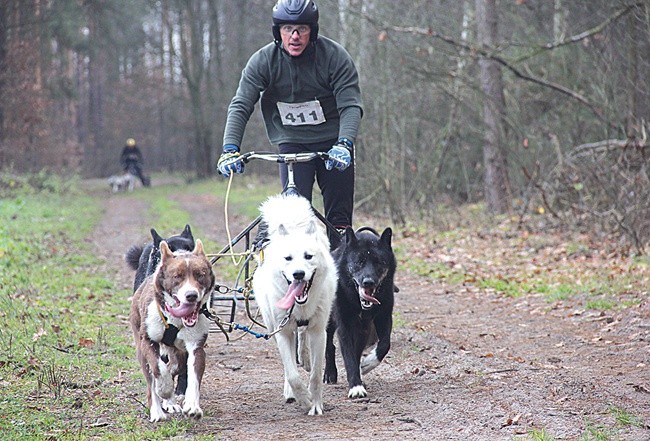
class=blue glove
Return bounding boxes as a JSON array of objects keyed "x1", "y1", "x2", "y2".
[
  {"x1": 325, "y1": 138, "x2": 353, "y2": 171},
  {"x1": 217, "y1": 144, "x2": 244, "y2": 177}
]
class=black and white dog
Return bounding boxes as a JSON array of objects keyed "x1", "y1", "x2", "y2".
[
  {"x1": 324, "y1": 226, "x2": 396, "y2": 398},
  {"x1": 125, "y1": 224, "x2": 195, "y2": 292}
]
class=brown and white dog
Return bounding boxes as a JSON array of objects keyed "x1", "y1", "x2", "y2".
[{"x1": 129, "y1": 239, "x2": 215, "y2": 422}]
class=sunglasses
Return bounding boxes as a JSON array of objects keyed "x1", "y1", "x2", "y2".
[{"x1": 280, "y1": 24, "x2": 311, "y2": 36}]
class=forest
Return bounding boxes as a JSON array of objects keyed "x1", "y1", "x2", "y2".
[{"x1": 0, "y1": 0, "x2": 648, "y2": 250}]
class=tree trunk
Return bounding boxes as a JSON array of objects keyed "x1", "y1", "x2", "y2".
[
  {"x1": 86, "y1": 3, "x2": 106, "y2": 177},
  {"x1": 625, "y1": 5, "x2": 639, "y2": 138},
  {"x1": 475, "y1": 0, "x2": 511, "y2": 214},
  {"x1": 177, "y1": 0, "x2": 212, "y2": 178}
]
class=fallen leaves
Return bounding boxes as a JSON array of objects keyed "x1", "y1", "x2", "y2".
[
  {"x1": 78, "y1": 338, "x2": 95, "y2": 348},
  {"x1": 502, "y1": 413, "x2": 522, "y2": 428}
]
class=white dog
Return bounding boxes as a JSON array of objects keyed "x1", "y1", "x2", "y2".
[
  {"x1": 252, "y1": 194, "x2": 337, "y2": 416},
  {"x1": 108, "y1": 173, "x2": 136, "y2": 193}
]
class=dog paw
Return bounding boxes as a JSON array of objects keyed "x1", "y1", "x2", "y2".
[
  {"x1": 348, "y1": 385, "x2": 367, "y2": 399},
  {"x1": 323, "y1": 370, "x2": 338, "y2": 384},
  {"x1": 162, "y1": 397, "x2": 183, "y2": 414},
  {"x1": 149, "y1": 407, "x2": 169, "y2": 422},
  {"x1": 284, "y1": 383, "x2": 296, "y2": 403},
  {"x1": 183, "y1": 402, "x2": 203, "y2": 420},
  {"x1": 308, "y1": 403, "x2": 324, "y2": 416}
]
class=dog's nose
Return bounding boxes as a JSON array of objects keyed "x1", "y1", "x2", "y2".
[
  {"x1": 185, "y1": 291, "x2": 199, "y2": 303},
  {"x1": 362, "y1": 278, "x2": 376, "y2": 288},
  {"x1": 293, "y1": 270, "x2": 305, "y2": 280}
]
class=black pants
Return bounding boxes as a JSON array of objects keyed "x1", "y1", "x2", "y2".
[
  {"x1": 125, "y1": 162, "x2": 149, "y2": 187},
  {"x1": 278, "y1": 139, "x2": 354, "y2": 242}
]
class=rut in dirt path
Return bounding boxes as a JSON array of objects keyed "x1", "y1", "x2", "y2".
[
  {"x1": 91, "y1": 195, "x2": 151, "y2": 290},
  {"x1": 90, "y1": 188, "x2": 650, "y2": 441}
]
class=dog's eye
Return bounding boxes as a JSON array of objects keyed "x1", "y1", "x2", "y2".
[
  {"x1": 304, "y1": 253, "x2": 313, "y2": 260},
  {"x1": 285, "y1": 256, "x2": 293, "y2": 261}
]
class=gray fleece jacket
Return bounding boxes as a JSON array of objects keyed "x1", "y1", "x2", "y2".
[{"x1": 223, "y1": 36, "x2": 363, "y2": 147}]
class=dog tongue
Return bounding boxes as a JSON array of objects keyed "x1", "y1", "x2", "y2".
[
  {"x1": 166, "y1": 302, "x2": 196, "y2": 318},
  {"x1": 276, "y1": 280, "x2": 306, "y2": 310},
  {"x1": 359, "y1": 288, "x2": 381, "y2": 305}
]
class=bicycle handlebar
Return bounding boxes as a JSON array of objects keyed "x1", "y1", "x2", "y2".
[{"x1": 238, "y1": 151, "x2": 330, "y2": 164}]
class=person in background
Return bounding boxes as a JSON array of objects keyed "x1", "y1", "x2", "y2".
[
  {"x1": 217, "y1": 0, "x2": 362, "y2": 246},
  {"x1": 120, "y1": 138, "x2": 150, "y2": 187}
]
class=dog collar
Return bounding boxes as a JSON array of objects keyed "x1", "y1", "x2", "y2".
[
  {"x1": 156, "y1": 304, "x2": 179, "y2": 346},
  {"x1": 200, "y1": 303, "x2": 213, "y2": 320}
]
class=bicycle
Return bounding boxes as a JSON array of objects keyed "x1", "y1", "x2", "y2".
[{"x1": 207, "y1": 151, "x2": 343, "y2": 340}]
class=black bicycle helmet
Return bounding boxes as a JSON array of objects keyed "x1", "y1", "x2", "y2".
[{"x1": 272, "y1": 0, "x2": 319, "y2": 43}]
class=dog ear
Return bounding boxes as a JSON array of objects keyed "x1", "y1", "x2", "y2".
[
  {"x1": 160, "y1": 241, "x2": 173, "y2": 261},
  {"x1": 379, "y1": 227, "x2": 393, "y2": 247},
  {"x1": 192, "y1": 239, "x2": 205, "y2": 256},
  {"x1": 278, "y1": 224, "x2": 289, "y2": 236},
  {"x1": 151, "y1": 228, "x2": 164, "y2": 247},
  {"x1": 182, "y1": 224, "x2": 193, "y2": 240},
  {"x1": 305, "y1": 220, "x2": 316, "y2": 235},
  {"x1": 345, "y1": 226, "x2": 357, "y2": 246}
]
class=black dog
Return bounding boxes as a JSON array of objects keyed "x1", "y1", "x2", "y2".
[
  {"x1": 324, "y1": 226, "x2": 396, "y2": 399},
  {"x1": 125, "y1": 224, "x2": 195, "y2": 292}
]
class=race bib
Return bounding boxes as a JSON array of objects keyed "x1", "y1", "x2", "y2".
[{"x1": 276, "y1": 100, "x2": 326, "y2": 126}]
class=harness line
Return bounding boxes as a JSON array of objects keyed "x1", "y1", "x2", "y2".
[
  {"x1": 208, "y1": 304, "x2": 295, "y2": 341},
  {"x1": 223, "y1": 173, "x2": 245, "y2": 266}
]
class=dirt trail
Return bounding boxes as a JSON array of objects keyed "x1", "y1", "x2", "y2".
[{"x1": 91, "y1": 184, "x2": 650, "y2": 441}]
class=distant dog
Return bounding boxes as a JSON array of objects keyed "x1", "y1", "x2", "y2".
[
  {"x1": 129, "y1": 239, "x2": 215, "y2": 422},
  {"x1": 252, "y1": 194, "x2": 337, "y2": 415},
  {"x1": 108, "y1": 173, "x2": 136, "y2": 193},
  {"x1": 324, "y1": 226, "x2": 396, "y2": 398},
  {"x1": 126, "y1": 225, "x2": 195, "y2": 292}
]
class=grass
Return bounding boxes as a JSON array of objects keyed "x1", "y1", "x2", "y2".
[
  {"x1": 608, "y1": 405, "x2": 645, "y2": 428},
  {"x1": 579, "y1": 425, "x2": 612, "y2": 441},
  {"x1": 0, "y1": 177, "x2": 144, "y2": 439},
  {"x1": 0, "y1": 172, "x2": 274, "y2": 440},
  {"x1": 476, "y1": 276, "x2": 534, "y2": 298},
  {"x1": 526, "y1": 429, "x2": 555, "y2": 440},
  {"x1": 571, "y1": 408, "x2": 645, "y2": 441}
]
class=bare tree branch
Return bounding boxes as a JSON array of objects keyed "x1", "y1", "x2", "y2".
[
  {"x1": 540, "y1": 3, "x2": 644, "y2": 51},
  {"x1": 359, "y1": 3, "x2": 645, "y2": 128}
]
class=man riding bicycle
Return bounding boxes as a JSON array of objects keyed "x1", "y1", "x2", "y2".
[{"x1": 218, "y1": 0, "x2": 363, "y2": 246}]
